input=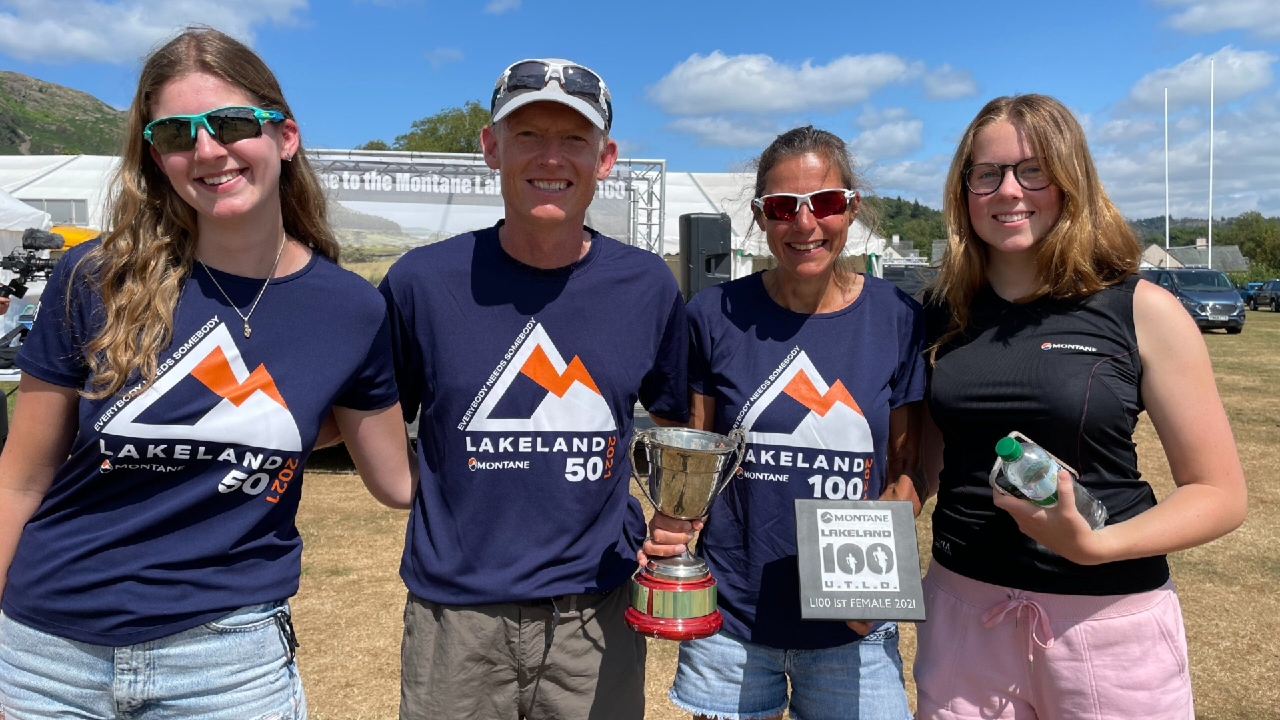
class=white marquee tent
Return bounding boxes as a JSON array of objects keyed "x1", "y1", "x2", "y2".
[
  {"x1": 661, "y1": 171, "x2": 886, "y2": 277},
  {"x1": 0, "y1": 187, "x2": 51, "y2": 255},
  {"x1": 0, "y1": 155, "x2": 119, "y2": 230},
  {"x1": 0, "y1": 188, "x2": 52, "y2": 338}
]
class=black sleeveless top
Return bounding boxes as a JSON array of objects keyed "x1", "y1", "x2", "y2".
[{"x1": 925, "y1": 276, "x2": 1169, "y2": 595}]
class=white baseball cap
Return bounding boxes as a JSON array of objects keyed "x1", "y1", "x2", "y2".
[{"x1": 490, "y1": 58, "x2": 612, "y2": 132}]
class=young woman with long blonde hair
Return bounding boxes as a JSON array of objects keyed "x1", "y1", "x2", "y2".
[
  {"x1": 0, "y1": 27, "x2": 411, "y2": 718},
  {"x1": 915, "y1": 94, "x2": 1246, "y2": 720}
]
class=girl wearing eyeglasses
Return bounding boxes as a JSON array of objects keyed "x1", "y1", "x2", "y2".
[
  {"x1": 914, "y1": 94, "x2": 1246, "y2": 720},
  {"x1": 0, "y1": 27, "x2": 412, "y2": 718},
  {"x1": 648, "y1": 126, "x2": 924, "y2": 720}
]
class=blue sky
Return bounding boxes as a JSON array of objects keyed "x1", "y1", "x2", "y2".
[{"x1": 2, "y1": 0, "x2": 1278, "y2": 217}]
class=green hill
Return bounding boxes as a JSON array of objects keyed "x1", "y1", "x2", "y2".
[
  {"x1": 1128, "y1": 216, "x2": 1233, "y2": 248},
  {"x1": 0, "y1": 71, "x2": 125, "y2": 155},
  {"x1": 863, "y1": 195, "x2": 945, "y2": 252}
]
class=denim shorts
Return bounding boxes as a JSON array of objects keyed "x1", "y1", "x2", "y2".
[
  {"x1": 669, "y1": 623, "x2": 912, "y2": 720},
  {"x1": 0, "y1": 602, "x2": 306, "y2": 720}
]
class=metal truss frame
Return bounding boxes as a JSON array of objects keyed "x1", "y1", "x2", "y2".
[{"x1": 310, "y1": 150, "x2": 666, "y2": 255}]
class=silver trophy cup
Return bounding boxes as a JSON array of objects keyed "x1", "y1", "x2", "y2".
[{"x1": 625, "y1": 427, "x2": 746, "y2": 640}]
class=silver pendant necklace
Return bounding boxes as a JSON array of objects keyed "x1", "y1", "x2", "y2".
[{"x1": 198, "y1": 233, "x2": 287, "y2": 338}]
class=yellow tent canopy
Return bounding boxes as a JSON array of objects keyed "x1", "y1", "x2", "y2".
[{"x1": 50, "y1": 225, "x2": 100, "y2": 247}]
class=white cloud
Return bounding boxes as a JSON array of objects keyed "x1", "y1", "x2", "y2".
[
  {"x1": 664, "y1": 116, "x2": 779, "y2": 148},
  {"x1": 866, "y1": 156, "x2": 950, "y2": 209},
  {"x1": 1174, "y1": 115, "x2": 1204, "y2": 133},
  {"x1": 425, "y1": 47, "x2": 463, "y2": 69},
  {"x1": 1159, "y1": 0, "x2": 1280, "y2": 39},
  {"x1": 0, "y1": 0, "x2": 305, "y2": 64},
  {"x1": 648, "y1": 51, "x2": 922, "y2": 116},
  {"x1": 613, "y1": 137, "x2": 647, "y2": 159},
  {"x1": 850, "y1": 118, "x2": 924, "y2": 164},
  {"x1": 1093, "y1": 117, "x2": 1161, "y2": 145},
  {"x1": 922, "y1": 63, "x2": 978, "y2": 101},
  {"x1": 855, "y1": 106, "x2": 912, "y2": 129},
  {"x1": 483, "y1": 0, "x2": 520, "y2": 13},
  {"x1": 1095, "y1": 91, "x2": 1280, "y2": 218},
  {"x1": 1126, "y1": 46, "x2": 1276, "y2": 112}
]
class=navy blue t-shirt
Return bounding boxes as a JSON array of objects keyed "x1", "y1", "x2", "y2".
[
  {"x1": 7, "y1": 241, "x2": 397, "y2": 645},
  {"x1": 380, "y1": 223, "x2": 688, "y2": 605},
  {"x1": 687, "y1": 273, "x2": 926, "y2": 650}
]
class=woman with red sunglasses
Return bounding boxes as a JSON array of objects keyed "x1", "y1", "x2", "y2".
[
  {"x1": 0, "y1": 27, "x2": 412, "y2": 718},
  {"x1": 914, "y1": 94, "x2": 1246, "y2": 720},
  {"x1": 646, "y1": 126, "x2": 925, "y2": 720}
]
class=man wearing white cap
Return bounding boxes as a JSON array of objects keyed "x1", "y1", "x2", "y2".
[{"x1": 380, "y1": 59, "x2": 692, "y2": 720}]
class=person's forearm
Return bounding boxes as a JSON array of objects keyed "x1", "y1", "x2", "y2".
[
  {"x1": 0, "y1": 377, "x2": 80, "y2": 601},
  {"x1": 884, "y1": 403, "x2": 923, "y2": 515},
  {"x1": 880, "y1": 472, "x2": 923, "y2": 517},
  {"x1": 1093, "y1": 482, "x2": 1246, "y2": 564},
  {"x1": 336, "y1": 404, "x2": 417, "y2": 509},
  {"x1": 0, "y1": 487, "x2": 45, "y2": 601}
]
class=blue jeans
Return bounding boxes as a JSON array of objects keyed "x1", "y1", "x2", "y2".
[
  {"x1": 0, "y1": 602, "x2": 305, "y2": 719},
  {"x1": 669, "y1": 624, "x2": 911, "y2": 720}
]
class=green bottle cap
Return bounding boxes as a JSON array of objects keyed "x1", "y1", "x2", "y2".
[{"x1": 995, "y1": 437, "x2": 1023, "y2": 462}]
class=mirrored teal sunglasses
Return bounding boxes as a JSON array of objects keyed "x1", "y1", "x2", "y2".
[{"x1": 143, "y1": 105, "x2": 286, "y2": 154}]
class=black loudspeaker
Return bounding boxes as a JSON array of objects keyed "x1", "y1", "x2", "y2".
[{"x1": 680, "y1": 213, "x2": 732, "y2": 300}]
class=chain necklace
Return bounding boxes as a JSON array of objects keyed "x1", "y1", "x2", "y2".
[{"x1": 197, "y1": 234, "x2": 287, "y2": 338}]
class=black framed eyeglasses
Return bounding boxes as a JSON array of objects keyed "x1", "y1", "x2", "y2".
[{"x1": 963, "y1": 157, "x2": 1051, "y2": 195}]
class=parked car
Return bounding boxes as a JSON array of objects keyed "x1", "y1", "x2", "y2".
[
  {"x1": 1237, "y1": 281, "x2": 1263, "y2": 306},
  {"x1": 1139, "y1": 268, "x2": 1245, "y2": 333},
  {"x1": 881, "y1": 264, "x2": 938, "y2": 299},
  {"x1": 1252, "y1": 279, "x2": 1280, "y2": 312}
]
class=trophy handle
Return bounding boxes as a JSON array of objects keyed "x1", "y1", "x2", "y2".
[
  {"x1": 629, "y1": 430, "x2": 659, "y2": 508},
  {"x1": 714, "y1": 428, "x2": 748, "y2": 496}
]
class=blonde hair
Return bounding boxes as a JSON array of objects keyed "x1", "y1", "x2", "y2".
[
  {"x1": 930, "y1": 94, "x2": 1139, "y2": 360},
  {"x1": 78, "y1": 26, "x2": 338, "y2": 399}
]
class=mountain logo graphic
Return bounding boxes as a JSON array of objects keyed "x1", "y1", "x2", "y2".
[
  {"x1": 100, "y1": 459, "x2": 113, "y2": 474},
  {"x1": 465, "y1": 322, "x2": 616, "y2": 433},
  {"x1": 739, "y1": 350, "x2": 873, "y2": 452},
  {"x1": 100, "y1": 322, "x2": 303, "y2": 451}
]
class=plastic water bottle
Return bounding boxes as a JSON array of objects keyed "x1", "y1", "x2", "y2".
[{"x1": 994, "y1": 437, "x2": 1108, "y2": 529}]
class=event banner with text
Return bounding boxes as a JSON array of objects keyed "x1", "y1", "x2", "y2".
[{"x1": 310, "y1": 152, "x2": 635, "y2": 246}]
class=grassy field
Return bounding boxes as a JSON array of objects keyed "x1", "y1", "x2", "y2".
[
  {"x1": 287, "y1": 309, "x2": 1280, "y2": 720},
  {"x1": 2, "y1": 311, "x2": 1276, "y2": 718},
  {"x1": 340, "y1": 258, "x2": 398, "y2": 286}
]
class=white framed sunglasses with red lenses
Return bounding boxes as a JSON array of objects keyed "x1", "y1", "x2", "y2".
[{"x1": 752, "y1": 189, "x2": 859, "y2": 222}]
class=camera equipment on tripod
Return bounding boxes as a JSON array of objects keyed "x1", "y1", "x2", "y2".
[{"x1": 1, "y1": 228, "x2": 64, "y2": 300}]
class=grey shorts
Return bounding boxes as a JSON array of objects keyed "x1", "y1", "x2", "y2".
[{"x1": 399, "y1": 586, "x2": 645, "y2": 720}]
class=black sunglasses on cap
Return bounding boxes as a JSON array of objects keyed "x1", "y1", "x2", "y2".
[{"x1": 490, "y1": 60, "x2": 612, "y2": 131}]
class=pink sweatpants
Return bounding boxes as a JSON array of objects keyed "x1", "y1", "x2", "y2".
[{"x1": 913, "y1": 562, "x2": 1194, "y2": 720}]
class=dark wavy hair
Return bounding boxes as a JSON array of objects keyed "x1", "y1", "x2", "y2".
[{"x1": 750, "y1": 125, "x2": 879, "y2": 282}]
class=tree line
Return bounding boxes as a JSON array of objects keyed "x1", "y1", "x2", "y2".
[
  {"x1": 1131, "y1": 213, "x2": 1280, "y2": 280},
  {"x1": 356, "y1": 100, "x2": 489, "y2": 154}
]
